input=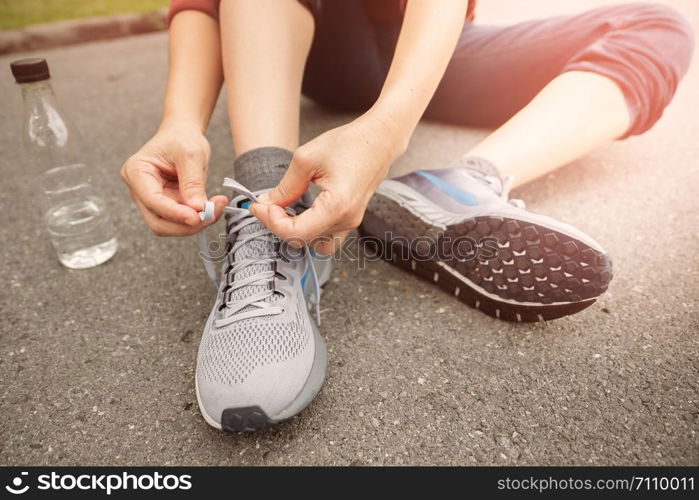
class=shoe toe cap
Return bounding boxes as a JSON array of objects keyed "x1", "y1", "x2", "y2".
[{"x1": 196, "y1": 343, "x2": 315, "y2": 428}]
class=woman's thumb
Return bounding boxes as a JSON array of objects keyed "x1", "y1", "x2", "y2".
[
  {"x1": 177, "y1": 154, "x2": 208, "y2": 210},
  {"x1": 261, "y1": 156, "x2": 313, "y2": 207}
]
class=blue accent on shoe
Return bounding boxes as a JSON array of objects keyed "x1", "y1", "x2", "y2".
[
  {"x1": 241, "y1": 201, "x2": 251, "y2": 209},
  {"x1": 415, "y1": 170, "x2": 478, "y2": 206},
  {"x1": 300, "y1": 265, "x2": 310, "y2": 290}
]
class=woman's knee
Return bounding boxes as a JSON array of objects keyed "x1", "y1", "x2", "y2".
[
  {"x1": 579, "y1": 3, "x2": 694, "y2": 136},
  {"x1": 620, "y1": 3, "x2": 694, "y2": 72}
]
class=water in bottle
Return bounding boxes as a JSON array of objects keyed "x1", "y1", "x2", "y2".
[{"x1": 11, "y1": 58, "x2": 118, "y2": 269}]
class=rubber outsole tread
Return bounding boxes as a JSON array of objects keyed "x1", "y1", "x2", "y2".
[
  {"x1": 221, "y1": 406, "x2": 271, "y2": 433},
  {"x1": 361, "y1": 193, "x2": 613, "y2": 322}
]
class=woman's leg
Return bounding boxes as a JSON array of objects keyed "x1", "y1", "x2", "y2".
[
  {"x1": 426, "y1": 3, "x2": 694, "y2": 187},
  {"x1": 357, "y1": 4, "x2": 692, "y2": 321},
  {"x1": 196, "y1": 1, "x2": 323, "y2": 434},
  {"x1": 219, "y1": 0, "x2": 315, "y2": 154},
  {"x1": 466, "y1": 71, "x2": 630, "y2": 187}
]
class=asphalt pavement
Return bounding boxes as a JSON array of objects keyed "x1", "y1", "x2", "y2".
[{"x1": 1, "y1": 0, "x2": 697, "y2": 465}]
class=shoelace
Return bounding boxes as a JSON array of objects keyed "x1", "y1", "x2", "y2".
[
  {"x1": 196, "y1": 178, "x2": 321, "y2": 327},
  {"x1": 468, "y1": 169, "x2": 526, "y2": 209}
]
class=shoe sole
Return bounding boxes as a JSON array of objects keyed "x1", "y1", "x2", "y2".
[
  {"x1": 195, "y1": 320, "x2": 327, "y2": 433},
  {"x1": 361, "y1": 191, "x2": 613, "y2": 322}
]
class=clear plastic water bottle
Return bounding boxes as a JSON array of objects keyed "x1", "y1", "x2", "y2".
[{"x1": 11, "y1": 57, "x2": 118, "y2": 269}]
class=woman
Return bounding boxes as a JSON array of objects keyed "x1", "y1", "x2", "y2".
[{"x1": 120, "y1": 0, "x2": 693, "y2": 432}]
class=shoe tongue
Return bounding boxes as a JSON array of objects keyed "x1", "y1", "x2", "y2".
[
  {"x1": 464, "y1": 167, "x2": 500, "y2": 193},
  {"x1": 223, "y1": 188, "x2": 310, "y2": 316},
  {"x1": 456, "y1": 157, "x2": 501, "y2": 178},
  {"x1": 226, "y1": 208, "x2": 280, "y2": 315},
  {"x1": 446, "y1": 157, "x2": 504, "y2": 196}
]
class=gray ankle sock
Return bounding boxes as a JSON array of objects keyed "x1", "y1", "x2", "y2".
[
  {"x1": 449, "y1": 156, "x2": 502, "y2": 179},
  {"x1": 233, "y1": 146, "x2": 293, "y2": 192}
]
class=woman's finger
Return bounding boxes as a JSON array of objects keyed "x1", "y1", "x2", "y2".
[
  {"x1": 125, "y1": 159, "x2": 202, "y2": 226},
  {"x1": 251, "y1": 201, "x2": 336, "y2": 246},
  {"x1": 132, "y1": 193, "x2": 223, "y2": 237}
]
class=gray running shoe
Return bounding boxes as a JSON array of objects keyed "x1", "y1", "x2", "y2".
[
  {"x1": 360, "y1": 166, "x2": 612, "y2": 322},
  {"x1": 195, "y1": 178, "x2": 331, "y2": 432}
]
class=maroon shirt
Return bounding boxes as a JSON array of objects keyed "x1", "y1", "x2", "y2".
[{"x1": 168, "y1": 0, "x2": 477, "y2": 25}]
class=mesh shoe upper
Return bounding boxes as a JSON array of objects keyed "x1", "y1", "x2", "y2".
[{"x1": 199, "y1": 312, "x2": 309, "y2": 387}]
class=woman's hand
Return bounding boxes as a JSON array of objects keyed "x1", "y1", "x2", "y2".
[
  {"x1": 120, "y1": 122, "x2": 228, "y2": 236},
  {"x1": 250, "y1": 111, "x2": 407, "y2": 254}
]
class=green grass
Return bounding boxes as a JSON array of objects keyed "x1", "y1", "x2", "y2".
[{"x1": 0, "y1": 0, "x2": 169, "y2": 30}]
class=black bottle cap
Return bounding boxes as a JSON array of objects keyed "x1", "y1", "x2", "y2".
[{"x1": 10, "y1": 57, "x2": 50, "y2": 83}]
